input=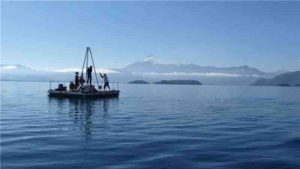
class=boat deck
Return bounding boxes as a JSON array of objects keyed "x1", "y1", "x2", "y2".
[{"x1": 48, "y1": 90, "x2": 120, "y2": 98}]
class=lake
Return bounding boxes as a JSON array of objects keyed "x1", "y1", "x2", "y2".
[{"x1": 1, "y1": 81, "x2": 300, "y2": 169}]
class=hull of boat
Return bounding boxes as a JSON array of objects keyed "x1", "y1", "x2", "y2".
[{"x1": 48, "y1": 90, "x2": 120, "y2": 98}]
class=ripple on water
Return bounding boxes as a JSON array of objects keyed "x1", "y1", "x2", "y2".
[{"x1": 1, "y1": 82, "x2": 300, "y2": 169}]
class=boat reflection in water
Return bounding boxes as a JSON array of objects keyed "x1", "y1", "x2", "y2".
[{"x1": 48, "y1": 97, "x2": 119, "y2": 139}]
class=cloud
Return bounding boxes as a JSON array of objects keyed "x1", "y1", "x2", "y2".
[
  {"x1": 2, "y1": 65, "x2": 18, "y2": 70},
  {"x1": 52, "y1": 68, "x2": 81, "y2": 73},
  {"x1": 1, "y1": 64, "x2": 119, "y2": 74},
  {"x1": 52, "y1": 68, "x2": 119, "y2": 74},
  {"x1": 1, "y1": 64, "x2": 36, "y2": 72}
]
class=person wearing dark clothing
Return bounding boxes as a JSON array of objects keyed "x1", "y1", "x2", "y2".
[
  {"x1": 69, "y1": 81, "x2": 75, "y2": 90},
  {"x1": 79, "y1": 73, "x2": 85, "y2": 86},
  {"x1": 75, "y1": 72, "x2": 79, "y2": 89},
  {"x1": 100, "y1": 73, "x2": 110, "y2": 90},
  {"x1": 87, "y1": 66, "x2": 93, "y2": 85}
]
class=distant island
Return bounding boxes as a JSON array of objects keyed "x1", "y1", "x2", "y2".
[
  {"x1": 154, "y1": 80, "x2": 202, "y2": 85},
  {"x1": 128, "y1": 80, "x2": 150, "y2": 84},
  {"x1": 253, "y1": 71, "x2": 300, "y2": 87}
]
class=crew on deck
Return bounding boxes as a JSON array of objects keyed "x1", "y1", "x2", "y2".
[
  {"x1": 79, "y1": 73, "x2": 85, "y2": 87},
  {"x1": 87, "y1": 65, "x2": 93, "y2": 85},
  {"x1": 100, "y1": 73, "x2": 110, "y2": 90},
  {"x1": 69, "y1": 81, "x2": 75, "y2": 91},
  {"x1": 75, "y1": 72, "x2": 79, "y2": 89}
]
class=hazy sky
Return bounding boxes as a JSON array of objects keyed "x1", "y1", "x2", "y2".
[{"x1": 2, "y1": 1, "x2": 300, "y2": 72}]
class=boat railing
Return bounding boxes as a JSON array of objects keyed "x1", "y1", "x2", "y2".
[{"x1": 49, "y1": 81, "x2": 120, "y2": 91}]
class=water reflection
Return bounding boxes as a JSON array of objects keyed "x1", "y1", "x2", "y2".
[{"x1": 48, "y1": 98, "x2": 119, "y2": 139}]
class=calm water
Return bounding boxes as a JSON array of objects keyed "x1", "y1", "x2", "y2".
[{"x1": 1, "y1": 81, "x2": 300, "y2": 169}]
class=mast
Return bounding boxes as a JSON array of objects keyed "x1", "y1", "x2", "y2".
[
  {"x1": 89, "y1": 48, "x2": 100, "y2": 87},
  {"x1": 81, "y1": 48, "x2": 88, "y2": 77},
  {"x1": 80, "y1": 47, "x2": 100, "y2": 87},
  {"x1": 86, "y1": 47, "x2": 89, "y2": 80}
]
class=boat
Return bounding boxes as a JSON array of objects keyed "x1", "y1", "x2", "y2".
[
  {"x1": 48, "y1": 89, "x2": 119, "y2": 98},
  {"x1": 48, "y1": 47, "x2": 120, "y2": 98}
]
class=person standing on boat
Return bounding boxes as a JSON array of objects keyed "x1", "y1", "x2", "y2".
[
  {"x1": 87, "y1": 65, "x2": 93, "y2": 86},
  {"x1": 75, "y1": 72, "x2": 79, "y2": 89},
  {"x1": 100, "y1": 73, "x2": 110, "y2": 90},
  {"x1": 79, "y1": 73, "x2": 85, "y2": 87}
]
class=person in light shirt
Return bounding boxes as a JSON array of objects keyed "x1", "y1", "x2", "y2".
[{"x1": 100, "y1": 73, "x2": 110, "y2": 91}]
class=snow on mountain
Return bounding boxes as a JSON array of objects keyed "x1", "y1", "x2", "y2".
[{"x1": 142, "y1": 55, "x2": 158, "y2": 63}]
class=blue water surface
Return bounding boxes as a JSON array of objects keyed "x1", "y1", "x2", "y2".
[{"x1": 1, "y1": 81, "x2": 300, "y2": 169}]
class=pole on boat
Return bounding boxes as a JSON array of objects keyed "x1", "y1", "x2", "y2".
[
  {"x1": 81, "y1": 48, "x2": 87, "y2": 79},
  {"x1": 80, "y1": 47, "x2": 100, "y2": 88},
  {"x1": 89, "y1": 48, "x2": 100, "y2": 89},
  {"x1": 86, "y1": 47, "x2": 89, "y2": 82}
]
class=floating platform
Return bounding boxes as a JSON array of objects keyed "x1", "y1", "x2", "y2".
[
  {"x1": 48, "y1": 47, "x2": 121, "y2": 99},
  {"x1": 48, "y1": 90, "x2": 120, "y2": 98}
]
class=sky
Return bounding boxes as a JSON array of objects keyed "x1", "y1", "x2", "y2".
[{"x1": 1, "y1": 1, "x2": 300, "y2": 72}]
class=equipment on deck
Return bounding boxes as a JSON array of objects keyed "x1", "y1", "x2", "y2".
[{"x1": 48, "y1": 47, "x2": 120, "y2": 98}]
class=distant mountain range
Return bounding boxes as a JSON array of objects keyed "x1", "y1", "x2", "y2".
[
  {"x1": 122, "y1": 58, "x2": 266, "y2": 77},
  {"x1": 0, "y1": 57, "x2": 292, "y2": 85},
  {"x1": 253, "y1": 71, "x2": 300, "y2": 86}
]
